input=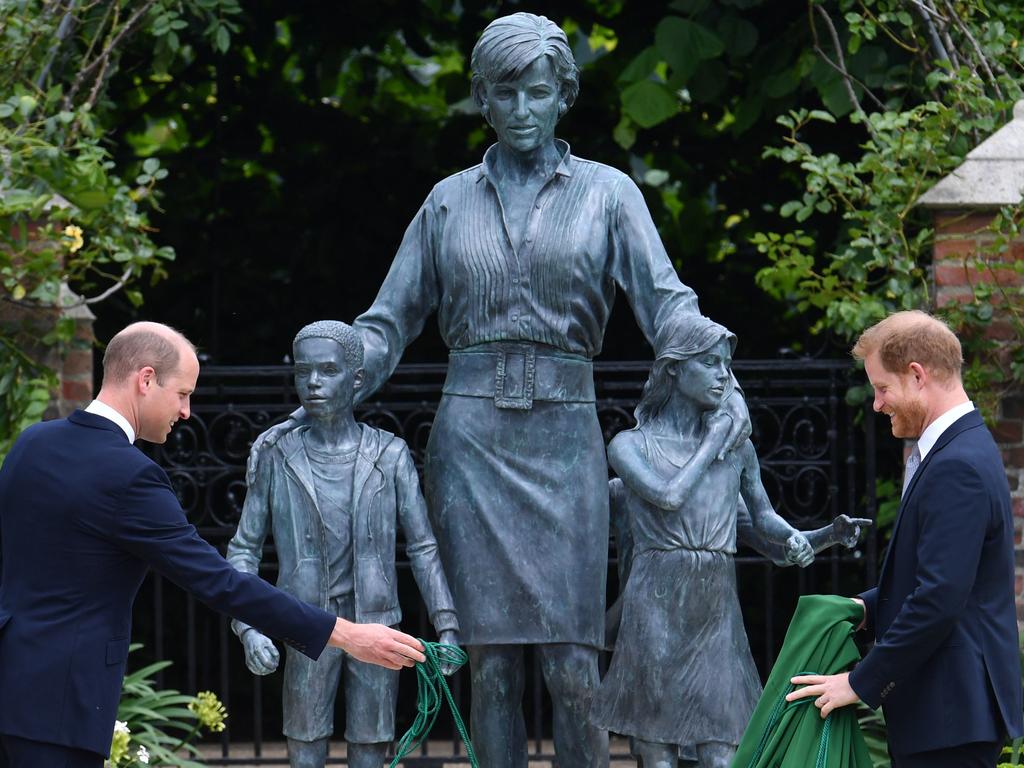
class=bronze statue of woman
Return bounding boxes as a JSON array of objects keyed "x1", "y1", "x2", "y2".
[{"x1": 255, "y1": 12, "x2": 749, "y2": 767}]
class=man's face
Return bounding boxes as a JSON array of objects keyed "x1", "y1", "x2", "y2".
[
  {"x1": 674, "y1": 338, "x2": 732, "y2": 411},
  {"x1": 138, "y1": 347, "x2": 199, "y2": 444},
  {"x1": 484, "y1": 55, "x2": 561, "y2": 155},
  {"x1": 293, "y1": 337, "x2": 360, "y2": 418},
  {"x1": 864, "y1": 351, "x2": 928, "y2": 439}
]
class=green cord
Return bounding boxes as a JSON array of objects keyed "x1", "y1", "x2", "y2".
[
  {"x1": 388, "y1": 641, "x2": 479, "y2": 768},
  {"x1": 743, "y1": 670, "x2": 833, "y2": 768}
]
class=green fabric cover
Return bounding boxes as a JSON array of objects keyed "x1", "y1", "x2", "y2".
[{"x1": 732, "y1": 594, "x2": 874, "y2": 768}]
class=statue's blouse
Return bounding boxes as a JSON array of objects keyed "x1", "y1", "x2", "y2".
[{"x1": 354, "y1": 141, "x2": 700, "y2": 397}]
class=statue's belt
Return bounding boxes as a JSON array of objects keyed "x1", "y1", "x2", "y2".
[{"x1": 443, "y1": 343, "x2": 595, "y2": 410}]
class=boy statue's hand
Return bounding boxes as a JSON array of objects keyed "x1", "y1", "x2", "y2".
[
  {"x1": 242, "y1": 629, "x2": 280, "y2": 675},
  {"x1": 438, "y1": 629, "x2": 462, "y2": 676}
]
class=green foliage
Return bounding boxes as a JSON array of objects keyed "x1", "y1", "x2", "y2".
[
  {"x1": 105, "y1": 644, "x2": 227, "y2": 767},
  {"x1": 751, "y1": 0, "x2": 1024, "y2": 415},
  {"x1": 0, "y1": 0, "x2": 239, "y2": 464}
]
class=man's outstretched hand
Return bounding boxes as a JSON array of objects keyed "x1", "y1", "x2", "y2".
[{"x1": 329, "y1": 619, "x2": 425, "y2": 670}]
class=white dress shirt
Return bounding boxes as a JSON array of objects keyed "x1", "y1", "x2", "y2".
[
  {"x1": 917, "y1": 400, "x2": 975, "y2": 461},
  {"x1": 84, "y1": 399, "x2": 136, "y2": 443}
]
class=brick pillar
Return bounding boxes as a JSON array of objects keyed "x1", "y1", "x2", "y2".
[
  {"x1": 931, "y1": 210, "x2": 1024, "y2": 624},
  {"x1": 0, "y1": 271, "x2": 96, "y2": 421}
]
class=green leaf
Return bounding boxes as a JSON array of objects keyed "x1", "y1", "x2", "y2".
[
  {"x1": 618, "y1": 46, "x2": 661, "y2": 84},
  {"x1": 0, "y1": 103, "x2": 14, "y2": 118},
  {"x1": 142, "y1": 158, "x2": 160, "y2": 174},
  {"x1": 717, "y1": 15, "x2": 759, "y2": 58},
  {"x1": 66, "y1": 189, "x2": 110, "y2": 210},
  {"x1": 620, "y1": 80, "x2": 680, "y2": 128},
  {"x1": 215, "y1": 25, "x2": 231, "y2": 54},
  {"x1": 612, "y1": 115, "x2": 637, "y2": 149},
  {"x1": 655, "y1": 17, "x2": 724, "y2": 82}
]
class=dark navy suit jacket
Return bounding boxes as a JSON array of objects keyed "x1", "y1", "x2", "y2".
[
  {"x1": 849, "y1": 410, "x2": 1023, "y2": 756},
  {"x1": 0, "y1": 411, "x2": 336, "y2": 756}
]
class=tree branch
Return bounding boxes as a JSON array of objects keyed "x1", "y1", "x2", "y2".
[
  {"x1": 909, "y1": 0, "x2": 951, "y2": 63},
  {"x1": 811, "y1": 5, "x2": 885, "y2": 118},
  {"x1": 63, "y1": 0, "x2": 158, "y2": 110},
  {"x1": 941, "y1": 0, "x2": 1004, "y2": 102}
]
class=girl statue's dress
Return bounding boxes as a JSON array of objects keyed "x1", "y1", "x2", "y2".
[{"x1": 589, "y1": 428, "x2": 762, "y2": 749}]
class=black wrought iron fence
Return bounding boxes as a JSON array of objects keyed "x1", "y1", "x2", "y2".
[{"x1": 137, "y1": 359, "x2": 878, "y2": 765}]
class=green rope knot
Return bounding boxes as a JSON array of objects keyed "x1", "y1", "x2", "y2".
[{"x1": 389, "y1": 641, "x2": 478, "y2": 767}]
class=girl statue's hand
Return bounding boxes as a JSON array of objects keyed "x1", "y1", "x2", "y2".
[{"x1": 702, "y1": 410, "x2": 733, "y2": 453}]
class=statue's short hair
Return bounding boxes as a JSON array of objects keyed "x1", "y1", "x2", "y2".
[
  {"x1": 852, "y1": 310, "x2": 963, "y2": 381},
  {"x1": 102, "y1": 322, "x2": 194, "y2": 385},
  {"x1": 470, "y1": 12, "x2": 580, "y2": 117},
  {"x1": 293, "y1": 320, "x2": 364, "y2": 369}
]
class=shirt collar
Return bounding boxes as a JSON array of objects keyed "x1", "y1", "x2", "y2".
[
  {"x1": 477, "y1": 139, "x2": 574, "y2": 184},
  {"x1": 85, "y1": 399, "x2": 136, "y2": 443},
  {"x1": 917, "y1": 400, "x2": 974, "y2": 460}
]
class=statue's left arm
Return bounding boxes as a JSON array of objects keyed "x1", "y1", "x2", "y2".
[
  {"x1": 609, "y1": 176, "x2": 750, "y2": 448},
  {"x1": 738, "y1": 440, "x2": 813, "y2": 567},
  {"x1": 353, "y1": 194, "x2": 442, "y2": 402}
]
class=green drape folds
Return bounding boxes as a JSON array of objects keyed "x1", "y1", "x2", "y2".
[{"x1": 732, "y1": 594, "x2": 874, "y2": 768}]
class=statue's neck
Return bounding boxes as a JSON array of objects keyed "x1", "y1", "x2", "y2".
[{"x1": 492, "y1": 141, "x2": 561, "y2": 185}]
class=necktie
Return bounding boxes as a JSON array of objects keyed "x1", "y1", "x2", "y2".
[{"x1": 901, "y1": 443, "x2": 921, "y2": 498}]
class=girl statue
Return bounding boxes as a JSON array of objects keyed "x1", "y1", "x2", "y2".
[{"x1": 590, "y1": 313, "x2": 818, "y2": 768}]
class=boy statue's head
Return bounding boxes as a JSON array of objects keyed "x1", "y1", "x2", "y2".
[{"x1": 292, "y1": 320, "x2": 365, "y2": 418}]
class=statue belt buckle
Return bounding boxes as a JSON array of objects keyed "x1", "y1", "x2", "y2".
[{"x1": 493, "y1": 343, "x2": 536, "y2": 410}]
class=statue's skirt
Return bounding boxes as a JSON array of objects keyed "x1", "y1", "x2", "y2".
[
  {"x1": 423, "y1": 393, "x2": 608, "y2": 647},
  {"x1": 589, "y1": 548, "x2": 762, "y2": 749}
]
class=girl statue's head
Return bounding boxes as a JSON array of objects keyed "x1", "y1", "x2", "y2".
[{"x1": 635, "y1": 313, "x2": 737, "y2": 428}]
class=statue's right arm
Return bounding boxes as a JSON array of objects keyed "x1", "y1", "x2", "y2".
[
  {"x1": 609, "y1": 430, "x2": 719, "y2": 511},
  {"x1": 353, "y1": 197, "x2": 442, "y2": 403},
  {"x1": 227, "y1": 444, "x2": 274, "y2": 639}
]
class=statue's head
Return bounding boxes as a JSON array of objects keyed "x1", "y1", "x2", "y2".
[
  {"x1": 470, "y1": 12, "x2": 580, "y2": 146},
  {"x1": 636, "y1": 314, "x2": 736, "y2": 426},
  {"x1": 292, "y1": 320, "x2": 365, "y2": 418}
]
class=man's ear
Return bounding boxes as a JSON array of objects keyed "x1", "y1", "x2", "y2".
[
  {"x1": 353, "y1": 368, "x2": 365, "y2": 392},
  {"x1": 137, "y1": 366, "x2": 157, "y2": 393},
  {"x1": 907, "y1": 361, "x2": 927, "y2": 389}
]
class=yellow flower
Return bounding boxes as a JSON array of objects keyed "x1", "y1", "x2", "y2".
[
  {"x1": 189, "y1": 690, "x2": 228, "y2": 732},
  {"x1": 106, "y1": 721, "x2": 131, "y2": 766},
  {"x1": 62, "y1": 224, "x2": 84, "y2": 253}
]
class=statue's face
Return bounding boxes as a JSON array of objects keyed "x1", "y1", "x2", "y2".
[
  {"x1": 674, "y1": 338, "x2": 732, "y2": 410},
  {"x1": 484, "y1": 55, "x2": 560, "y2": 154},
  {"x1": 293, "y1": 337, "x2": 360, "y2": 418}
]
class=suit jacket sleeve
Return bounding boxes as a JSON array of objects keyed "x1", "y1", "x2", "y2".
[
  {"x1": 116, "y1": 461, "x2": 334, "y2": 660},
  {"x1": 857, "y1": 586, "x2": 878, "y2": 638},
  {"x1": 849, "y1": 459, "x2": 989, "y2": 708},
  {"x1": 392, "y1": 440, "x2": 459, "y2": 633}
]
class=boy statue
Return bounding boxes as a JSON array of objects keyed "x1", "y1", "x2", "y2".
[{"x1": 227, "y1": 320, "x2": 460, "y2": 768}]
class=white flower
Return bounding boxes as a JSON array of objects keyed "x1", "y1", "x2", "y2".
[
  {"x1": 136, "y1": 745, "x2": 150, "y2": 764},
  {"x1": 114, "y1": 720, "x2": 130, "y2": 735}
]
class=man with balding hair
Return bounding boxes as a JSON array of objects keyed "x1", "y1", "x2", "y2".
[
  {"x1": 0, "y1": 322, "x2": 424, "y2": 768},
  {"x1": 787, "y1": 310, "x2": 1023, "y2": 766}
]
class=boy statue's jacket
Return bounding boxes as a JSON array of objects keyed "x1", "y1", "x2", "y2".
[{"x1": 228, "y1": 423, "x2": 459, "y2": 634}]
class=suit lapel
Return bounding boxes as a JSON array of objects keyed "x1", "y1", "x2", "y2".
[{"x1": 877, "y1": 410, "x2": 984, "y2": 582}]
